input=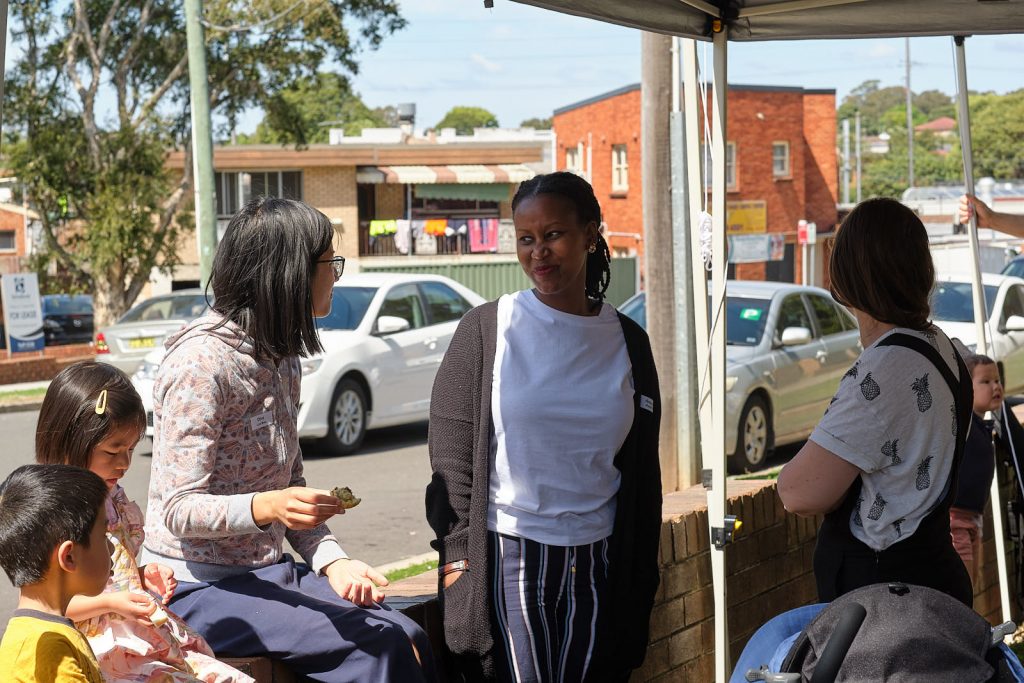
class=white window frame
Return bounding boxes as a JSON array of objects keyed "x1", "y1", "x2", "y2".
[
  {"x1": 0, "y1": 230, "x2": 15, "y2": 253},
  {"x1": 565, "y1": 147, "x2": 580, "y2": 173},
  {"x1": 772, "y1": 141, "x2": 791, "y2": 178},
  {"x1": 702, "y1": 142, "x2": 737, "y2": 190},
  {"x1": 611, "y1": 144, "x2": 629, "y2": 192},
  {"x1": 214, "y1": 170, "x2": 303, "y2": 218}
]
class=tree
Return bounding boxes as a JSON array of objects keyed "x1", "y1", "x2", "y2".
[
  {"x1": 5, "y1": 0, "x2": 404, "y2": 325},
  {"x1": 968, "y1": 89, "x2": 1024, "y2": 179},
  {"x1": 837, "y1": 80, "x2": 908, "y2": 135},
  {"x1": 520, "y1": 117, "x2": 552, "y2": 129},
  {"x1": 240, "y1": 73, "x2": 397, "y2": 145},
  {"x1": 435, "y1": 106, "x2": 499, "y2": 135}
]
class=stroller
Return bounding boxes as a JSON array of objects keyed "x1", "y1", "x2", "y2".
[{"x1": 731, "y1": 582, "x2": 1024, "y2": 683}]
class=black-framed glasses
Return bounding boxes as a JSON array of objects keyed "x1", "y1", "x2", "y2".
[{"x1": 317, "y1": 256, "x2": 346, "y2": 281}]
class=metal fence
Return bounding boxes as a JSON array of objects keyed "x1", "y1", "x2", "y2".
[{"x1": 359, "y1": 257, "x2": 639, "y2": 307}]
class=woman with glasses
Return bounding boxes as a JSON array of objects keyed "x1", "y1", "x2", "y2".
[{"x1": 141, "y1": 197, "x2": 436, "y2": 682}]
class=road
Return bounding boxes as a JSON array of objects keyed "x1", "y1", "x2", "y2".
[{"x1": 0, "y1": 409, "x2": 436, "y2": 627}]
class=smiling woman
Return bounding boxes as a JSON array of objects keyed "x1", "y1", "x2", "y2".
[{"x1": 427, "y1": 172, "x2": 662, "y2": 682}]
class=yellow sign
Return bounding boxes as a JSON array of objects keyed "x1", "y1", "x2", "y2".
[{"x1": 727, "y1": 200, "x2": 767, "y2": 234}]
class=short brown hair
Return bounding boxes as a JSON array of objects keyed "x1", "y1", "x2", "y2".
[
  {"x1": 829, "y1": 198, "x2": 934, "y2": 331},
  {"x1": 36, "y1": 361, "x2": 146, "y2": 469},
  {"x1": 966, "y1": 353, "x2": 996, "y2": 374}
]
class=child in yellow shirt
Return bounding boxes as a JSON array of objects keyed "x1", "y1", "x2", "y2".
[{"x1": 0, "y1": 464, "x2": 112, "y2": 682}]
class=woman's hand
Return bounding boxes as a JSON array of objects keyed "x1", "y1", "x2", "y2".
[
  {"x1": 107, "y1": 591, "x2": 158, "y2": 625},
  {"x1": 142, "y1": 563, "x2": 177, "y2": 604},
  {"x1": 252, "y1": 487, "x2": 342, "y2": 530},
  {"x1": 442, "y1": 570, "x2": 464, "y2": 589},
  {"x1": 960, "y1": 194, "x2": 993, "y2": 228},
  {"x1": 323, "y1": 558, "x2": 389, "y2": 607}
]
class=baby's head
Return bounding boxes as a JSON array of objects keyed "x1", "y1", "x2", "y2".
[
  {"x1": 36, "y1": 361, "x2": 146, "y2": 489},
  {"x1": 967, "y1": 354, "x2": 1002, "y2": 415}
]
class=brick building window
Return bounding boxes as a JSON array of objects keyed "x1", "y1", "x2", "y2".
[
  {"x1": 772, "y1": 141, "x2": 791, "y2": 178},
  {"x1": 611, "y1": 144, "x2": 628, "y2": 192},
  {"x1": 566, "y1": 147, "x2": 581, "y2": 174},
  {"x1": 701, "y1": 142, "x2": 737, "y2": 190},
  {"x1": 214, "y1": 171, "x2": 302, "y2": 217},
  {"x1": 0, "y1": 230, "x2": 14, "y2": 252}
]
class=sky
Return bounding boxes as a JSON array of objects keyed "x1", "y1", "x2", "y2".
[{"x1": 275, "y1": 0, "x2": 1024, "y2": 133}]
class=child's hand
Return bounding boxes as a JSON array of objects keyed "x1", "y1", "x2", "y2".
[
  {"x1": 108, "y1": 591, "x2": 158, "y2": 625},
  {"x1": 142, "y1": 563, "x2": 177, "y2": 603}
]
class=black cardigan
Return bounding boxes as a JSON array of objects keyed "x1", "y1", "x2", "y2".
[{"x1": 425, "y1": 300, "x2": 663, "y2": 681}]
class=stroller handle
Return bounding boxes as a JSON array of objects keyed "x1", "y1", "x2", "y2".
[{"x1": 811, "y1": 602, "x2": 867, "y2": 683}]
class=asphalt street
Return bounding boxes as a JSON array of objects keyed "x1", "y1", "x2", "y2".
[{"x1": 0, "y1": 409, "x2": 436, "y2": 629}]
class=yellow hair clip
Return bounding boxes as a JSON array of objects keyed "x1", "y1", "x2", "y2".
[{"x1": 95, "y1": 389, "x2": 108, "y2": 416}]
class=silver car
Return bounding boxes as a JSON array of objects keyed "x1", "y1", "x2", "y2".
[
  {"x1": 96, "y1": 289, "x2": 211, "y2": 374},
  {"x1": 619, "y1": 281, "x2": 861, "y2": 472}
]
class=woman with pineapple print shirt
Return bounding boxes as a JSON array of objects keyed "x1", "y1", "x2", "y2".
[{"x1": 778, "y1": 198, "x2": 974, "y2": 607}]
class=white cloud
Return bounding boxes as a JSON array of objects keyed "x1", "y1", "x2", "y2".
[
  {"x1": 470, "y1": 53, "x2": 503, "y2": 73},
  {"x1": 865, "y1": 42, "x2": 899, "y2": 59}
]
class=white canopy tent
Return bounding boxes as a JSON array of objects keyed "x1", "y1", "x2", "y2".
[{"x1": 503, "y1": 1, "x2": 1024, "y2": 680}]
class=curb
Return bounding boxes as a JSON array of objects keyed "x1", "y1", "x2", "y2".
[
  {"x1": 0, "y1": 401, "x2": 44, "y2": 415},
  {"x1": 375, "y1": 551, "x2": 439, "y2": 576}
]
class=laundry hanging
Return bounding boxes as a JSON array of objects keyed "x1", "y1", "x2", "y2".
[{"x1": 394, "y1": 219, "x2": 412, "y2": 254}]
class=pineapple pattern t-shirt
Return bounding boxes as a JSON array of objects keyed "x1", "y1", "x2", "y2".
[{"x1": 809, "y1": 326, "x2": 963, "y2": 551}]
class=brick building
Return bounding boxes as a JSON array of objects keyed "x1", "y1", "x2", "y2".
[
  {"x1": 160, "y1": 128, "x2": 551, "y2": 291},
  {"x1": 553, "y1": 83, "x2": 838, "y2": 284},
  {"x1": 0, "y1": 203, "x2": 38, "y2": 275}
]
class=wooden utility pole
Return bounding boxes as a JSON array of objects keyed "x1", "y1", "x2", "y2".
[{"x1": 641, "y1": 31, "x2": 678, "y2": 492}]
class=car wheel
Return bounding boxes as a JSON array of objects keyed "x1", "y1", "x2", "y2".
[
  {"x1": 324, "y1": 378, "x2": 367, "y2": 456},
  {"x1": 729, "y1": 395, "x2": 773, "y2": 473}
]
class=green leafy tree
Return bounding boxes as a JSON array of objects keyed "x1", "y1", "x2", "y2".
[
  {"x1": 837, "y1": 80, "x2": 908, "y2": 135},
  {"x1": 5, "y1": 0, "x2": 404, "y2": 325},
  {"x1": 435, "y1": 106, "x2": 499, "y2": 135},
  {"x1": 520, "y1": 117, "x2": 552, "y2": 129},
  {"x1": 967, "y1": 89, "x2": 1024, "y2": 179},
  {"x1": 240, "y1": 73, "x2": 397, "y2": 145}
]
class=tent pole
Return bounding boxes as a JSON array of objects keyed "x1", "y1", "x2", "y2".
[
  {"x1": 670, "y1": 36, "x2": 701, "y2": 487},
  {"x1": 682, "y1": 38, "x2": 710, "y2": 446},
  {"x1": 953, "y1": 34, "x2": 1012, "y2": 629},
  {"x1": 710, "y1": 24, "x2": 730, "y2": 683}
]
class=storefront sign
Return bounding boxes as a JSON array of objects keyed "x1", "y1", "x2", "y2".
[{"x1": 727, "y1": 201, "x2": 767, "y2": 234}]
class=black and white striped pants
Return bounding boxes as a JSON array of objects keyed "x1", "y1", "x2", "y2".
[{"x1": 489, "y1": 531, "x2": 612, "y2": 683}]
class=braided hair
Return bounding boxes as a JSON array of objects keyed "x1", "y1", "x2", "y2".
[{"x1": 511, "y1": 171, "x2": 612, "y2": 301}]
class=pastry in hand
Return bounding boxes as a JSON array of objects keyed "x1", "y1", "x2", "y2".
[{"x1": 330, "y1": 486, "x2": 361, "y2": 509}]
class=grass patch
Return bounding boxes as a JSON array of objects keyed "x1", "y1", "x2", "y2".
[
  {"x1": 384, "y1": 559, "x2": 438, "y2": 584},
  {"x1": 737, "y1": 470, "x2": 780, "y2": 481},
  {"x1": 0, "y1": 387, "x2": 47, "y2": 402}
]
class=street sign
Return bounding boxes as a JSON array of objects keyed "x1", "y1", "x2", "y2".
[
  {"x1": 1, "y1": 273, "x2": 45, "y2": 353},
  {"x1": 797, "y1": 220, "x2": 817, "y2": 246}
]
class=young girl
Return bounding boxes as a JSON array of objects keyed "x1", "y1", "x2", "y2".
[
  {"x1": 140, "y1": 197, "x2": 436, "y2": 682},
  {"x1": 35, "y1": 360, "x2": 252, "y2": 683}
]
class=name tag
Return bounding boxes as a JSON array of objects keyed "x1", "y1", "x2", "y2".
[
  {"x1": 250, "y1": 411, "x2": 273, "y2": 431},
  {"x1": 640, "y1": 395, "x2": 655, "y2": 413}
]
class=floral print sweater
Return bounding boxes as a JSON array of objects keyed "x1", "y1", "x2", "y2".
[{"x1": 141, "y1": 315, "x2": 347, "y2": 582}]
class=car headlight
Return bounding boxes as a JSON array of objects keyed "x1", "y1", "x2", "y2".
[
  {"x1": 133, "y1": 360, "x2": 159, "y2": 382},
  {"x1": 725, "y1": 376, "x2": 739, "y2": 392},
  {"x1": 300, "y1": 358, "x2": 323, "y2": 376}
]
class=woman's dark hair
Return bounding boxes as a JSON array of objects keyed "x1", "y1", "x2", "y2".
[
  {"x1": 829, "y1": 197, "x2": 934, "y2": 331},
  {"x1": 210, "y1": 197, "x2": 334, "y2": 359},
  {"x1": 512, "y1": 171, "x2": 611, "y2": 301},
  {"x1": 36, "y1": 361, "x2": 146, "y2": 469},
  {"x1": 0, "y1": 464, "x2": 108, "y2": 587}
]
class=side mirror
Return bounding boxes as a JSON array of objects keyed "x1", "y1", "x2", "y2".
[
  {"x1": 375, "y1": 315, "x2": 411, "y2": 335},
  {"x1": 780, "y1": 326, "x2": 813, "y2": 347},
  {"x1": 1005, "y1": 315, "x2": 1024, "y2": 332}
]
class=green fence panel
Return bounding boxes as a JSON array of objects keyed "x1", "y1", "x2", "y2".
[{"x1": 361, "y1": 257, "x2": 638, "y2": 307}]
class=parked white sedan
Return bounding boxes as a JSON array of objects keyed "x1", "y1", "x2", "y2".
[
  {"x1": 931, "y1": 273, "x2": 1024, "y2": 395},
  {"x1": 133, "y1": 273, "x2": 486, "y2": 456}
]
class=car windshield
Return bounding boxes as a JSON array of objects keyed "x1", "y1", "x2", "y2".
[
  {"x1": 317, "y1": 287, "x2": 378, "y2": 331},
  {"x1": 1002, "y1": 260, "x2": 1024, "y2": 279},
  {"x1": 726, "y1": 297, "x2": 770, "y2": 346},
  {"x1": 930, "y1": 282, "x2": 999, "y2": 322},
  {"x1": 42, "y1": 295, "x2": 92, "y2": 315},
  {"x1": 118, "y1": 294, "x2": 209, "y2": 324},
  {"x1": 619, "y1": 292, "x2": 769, "y2": 345}
]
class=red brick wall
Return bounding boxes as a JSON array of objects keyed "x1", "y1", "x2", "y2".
[
  {"x1": 0, "y1": 207, "x2": 29, "y2": 273},
  {"x1": 554, "y1": 85, "x2": 839, "y2": 284},
  {"x1": 0, "y1": 345, "x2": 96, "y2": 385},
  {"x1": 553, "y1": 87, "x2": 644, "y2": 260}
]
